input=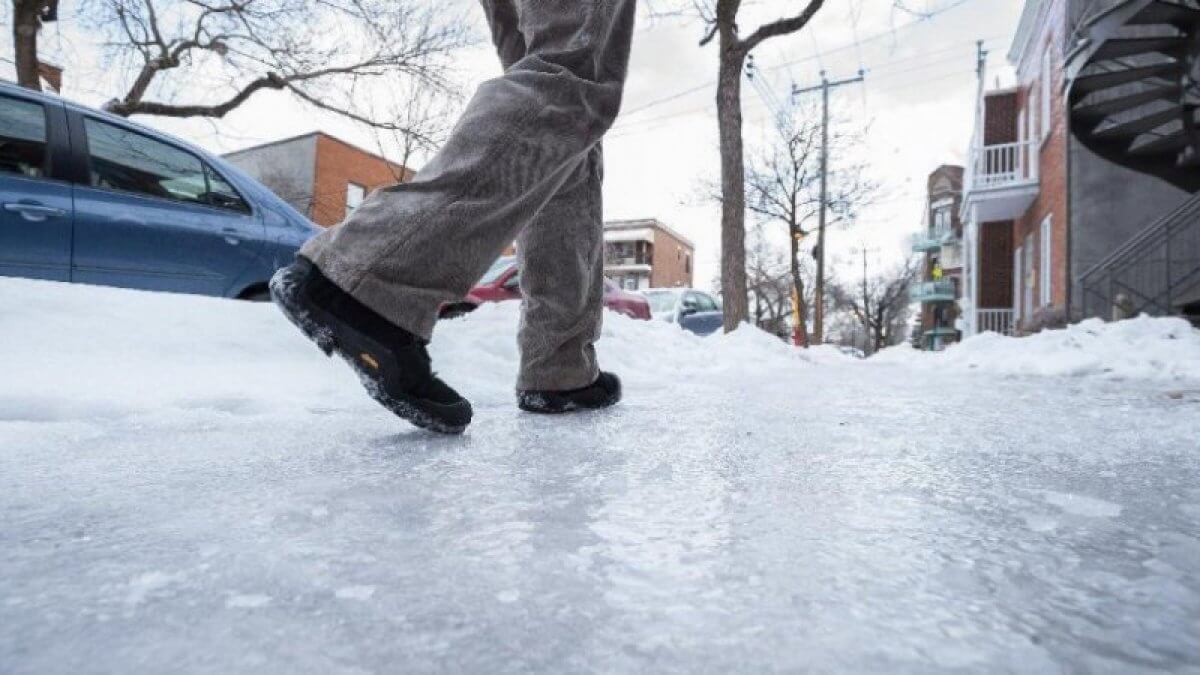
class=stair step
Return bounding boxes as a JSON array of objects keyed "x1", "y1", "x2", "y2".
[
  {"x1": 1130, "y1": 129, "x2": 1190, "y2": 155},
  {"x1": 1094, "y1": 106, "x2": 1182, "y2": 139},
  {"x1": 1130, "y1": 0, "x2": 1200, "y2": 27},
  {"x1": 1093, "y1": 36, "x2": 1189, "y2": 60},
  {"x1": 1074, "y1": 84, "x2": 1181, "y2": 121},
  {"x1": 1073, "y1": 63, "x2": 1182, "y2": 96}
]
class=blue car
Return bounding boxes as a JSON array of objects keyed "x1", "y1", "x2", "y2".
[
  {"x1": 640, "y1": 288, "x2": 724, "y2": 336},
  {"x1": 0, "y1": 82, "x2": 318, "y2": 300}
]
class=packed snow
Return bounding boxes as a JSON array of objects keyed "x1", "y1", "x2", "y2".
[
  {"x1": 2, "y1": 277, "x2": 1199, "y2": 673},
  {"x1": 877, "y1": 315, "x2": 1200, "y2": 382}
]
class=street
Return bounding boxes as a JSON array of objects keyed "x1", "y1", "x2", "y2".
[{"x1": 2, "y1": 279, "x2": 1198, "y2": 673}]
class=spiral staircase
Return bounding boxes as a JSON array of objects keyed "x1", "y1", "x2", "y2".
[{"x1": 1068, "y1": 0, "x2": 1200, "y2": 325}]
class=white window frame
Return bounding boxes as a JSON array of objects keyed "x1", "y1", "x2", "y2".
[
  {"x1": 1024, "y1": 233, "x2": 1036, "y2": 318},
  {"x1": 1014, "y1": 245, "x2": 1023, "y2": 322},
  {"x1": 1040, "y1": 215, "x2": 1053, "y2": 307},
  {"x1": 346, "y1": 182, "x2": 366, "y2": 217},
  {"x1": 1040, "y1": 44, "x2": 1053, "y2": 143}
]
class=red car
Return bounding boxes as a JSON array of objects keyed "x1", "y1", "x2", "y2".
[{"x1": 440, "y1": 256, "x2": 651, "y2": 320}]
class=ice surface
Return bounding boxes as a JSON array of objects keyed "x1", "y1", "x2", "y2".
[{"x1": 2, "y1": 278, "x2": 1200, "y2": 673}]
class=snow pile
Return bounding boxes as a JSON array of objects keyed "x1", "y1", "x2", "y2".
[
  {"x1": 876, "y1": 315, "x2": 1200, "y2": 381},
  {"x1": 0, "y1": 277, "x2": 819, "y2": 423}
]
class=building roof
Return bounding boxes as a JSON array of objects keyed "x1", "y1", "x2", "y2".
[
  {"x1": 604, "y1": 218, "x2": 694, "y2": 249},
  {"x1": 223, "y1": 131, "x2": 410, "y2": 175}
]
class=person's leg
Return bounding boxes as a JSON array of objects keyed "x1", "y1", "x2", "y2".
[
  {"x1": 299, "y1": 0, "x2": 637, "y2": 342},
  {"x1": 514, "y1": 146, "x2": 604, "y2": 392}
]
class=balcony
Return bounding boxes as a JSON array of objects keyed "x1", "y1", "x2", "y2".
[
  {"x1": 963, "y1": 140, "x2": 1040, "y2": 222},
  {"x1": 911, "y1": 280, "x2": 957, "y2": 303},
  {"x1": 976, "y1": 309, "x2": 1014, "y2": 336},
  {"x1": 911, "y1": 230, "x2": 951, "y2": 253}
]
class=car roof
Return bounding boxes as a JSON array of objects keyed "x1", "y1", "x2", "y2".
[{"x1": 0, "y1": 80, "x2": 248, "y2": 176}]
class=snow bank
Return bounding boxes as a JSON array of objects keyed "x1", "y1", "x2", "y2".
[
  {"x1": 0, "y1": 278, "x2": 817, "y2": 422},
  {"x1": 875, "y1": 315, "x2": 1200, "y2": 381}
]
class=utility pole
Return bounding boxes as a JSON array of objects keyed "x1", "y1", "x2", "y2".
[{"x1": 793, "y1": 69, "x2": 864, "y2": 344}]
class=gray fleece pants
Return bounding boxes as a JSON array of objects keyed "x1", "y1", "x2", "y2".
[{"x1": 299, "y1": 0, "x2": 636, "y2": 392}]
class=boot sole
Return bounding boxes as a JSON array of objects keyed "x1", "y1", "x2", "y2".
[
  {"x1": 270, "y1": 269, "x2": 468, "y2": 435},
  {"x1": 517, "y1": 386, "x2": 622, "y2": 415}
]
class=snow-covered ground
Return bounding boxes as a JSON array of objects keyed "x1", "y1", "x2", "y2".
[{"x1": 2, "y1": 278, "x2": 1199, "y2": 674}]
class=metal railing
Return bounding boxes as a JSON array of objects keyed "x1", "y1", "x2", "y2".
[
  {"x1": 966, "y1": 140, "x2": 1039, "y2": 191},
  {"x1": 911, "y1": 280, "x2": 958, "y2": 303},
  {"x1": 977, "y1": 309, "x2": 1015, "y2": 335},
  {"x1": 1079, "y1": 191, "x2": 1200, "y2": 319}
]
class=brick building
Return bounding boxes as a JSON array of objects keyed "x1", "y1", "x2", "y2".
[
  {"x1": 224, "y1": 132, "x2": 413, "y2": 228},
  {"x1": 911, "y1": 165, "x2": 966, "y2": 349},
  {"x1": 957, "y1": 0, "x2": 1200, "y2": 337},
  {"x1": 603, "y1": 219, "x2": 694, "y2": 290}
]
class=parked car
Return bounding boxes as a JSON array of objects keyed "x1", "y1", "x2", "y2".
[
  {"x1": 440, "y1": 256, "x2": 652, "y2": 320},
  {"x1": 641, "y1": 287, "x2": 724, "y2": 336},
  {"x1": 0, "y1": 82, "x2": 319, "y2": 300}
]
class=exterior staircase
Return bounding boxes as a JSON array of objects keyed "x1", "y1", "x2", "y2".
[
  {"x1": 1078, "y1": 189, "x2": 1200, "y2": 323},
  {"x1": 1068, "y1": 0, "x2": 1200, "y2": 324}
]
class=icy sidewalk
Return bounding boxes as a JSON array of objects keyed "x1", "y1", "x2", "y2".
[{"x1": 2, "y1": 279, "x2": 1199, "y2": 673}]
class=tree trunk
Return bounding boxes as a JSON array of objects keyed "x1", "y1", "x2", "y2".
[
  {"x1": 716, "y1": 40, "x2": 749, "y2": 333},
  {"x1": 12, "y1": 0, "x2": 45, "y2": 91},
  {"x1": 789, "y1": 228, "x2": 810, "y2": 348}
]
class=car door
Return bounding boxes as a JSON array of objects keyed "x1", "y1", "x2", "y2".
[
  {"x1": 69, "y1": 113, "x2": 263, "y2": 296},
  {"x1": 680, "y1": 291, "x2": 724, "y2": 336},
  {"x1": 0, "y1": 91, "x2": 73, "y2": 281}
]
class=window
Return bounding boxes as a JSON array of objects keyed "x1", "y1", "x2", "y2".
[
  {"x1": 203, "y1": 165, "x2": 250, "y2": 214},
  {"x1": 1041, "y1": 46, "x2": 1053, "y2": 142},
  {"x1": 0, "y1": 96, "x2": 48, "y2": 178},
  {"x1": 1014, "y1": 245, "x2": 1023, "y2": 322},
  {"x1": 346, "y1": 182, "x2": 366, "y2": 216},
  {"x1": 695, "y1": 293, "x2": 719, "y2": 312},
  {"x1": 1040, "y1": 215, "x2": 1053, "y2": 307},
  {"x1": 684, "y1": 252, "x2": 691, "y2": 275},
  {"x1": 1024, "y1": 233, "x2": 1036, "y2": 318},
  {"x1": 85, "y1": 118, "x2": 207, "y2": 205}
]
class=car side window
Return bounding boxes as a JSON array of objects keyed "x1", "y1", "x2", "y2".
[
  {"x1": 697, "y1": 293, "x2": 718, "y2": 312},
  {"x1": 204, "y1": 164, "x2": 251, "y2": 214},
  {"x1": 84, "y1": 117, "x2": 208, "y2": 206},
  {"x1": 0, "y1": 96, "x2": 48, "y2": 178}
]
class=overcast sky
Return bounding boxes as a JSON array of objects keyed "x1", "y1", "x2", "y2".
[{"x1": 2, "y1": 0, "x2": 1025, "y2": 288}]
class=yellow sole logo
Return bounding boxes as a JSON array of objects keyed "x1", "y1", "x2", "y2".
[{"x1": 360, "y1": 353, "x2": 380, "y2": 370}]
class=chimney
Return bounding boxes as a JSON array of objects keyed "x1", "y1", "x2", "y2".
[{"x1": 36, "y1": 61, "x2": 63, "y2": 93}]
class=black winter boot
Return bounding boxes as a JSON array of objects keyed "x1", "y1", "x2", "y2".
[
  {"x1": 270, "y1": 257, "x2": 472, "y2": 434},
  {"x1": 517, "y1": 372, "x2": 622, "y2": 414}
]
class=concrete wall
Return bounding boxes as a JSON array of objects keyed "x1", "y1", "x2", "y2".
[
  {"x1": 224, "y1": 135, "x2": 317, "y2": 218},
  {"x1": 1068, "y1": 138, "x2": 1191, "y2": 316}
]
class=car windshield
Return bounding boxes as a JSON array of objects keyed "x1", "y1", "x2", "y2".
[
  {"x1": 642, "y1": 290, "x2": 681, "y2": 313},
  {"x1": 478, "y1": 256, "x2": 515, "y2": 285}
]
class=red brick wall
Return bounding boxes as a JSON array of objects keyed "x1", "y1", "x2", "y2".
[
  {"x1": 1012, "y1": 29, "x2": 1069, "y2": 329},
  {"x1": 310, "y1": 134, "x2": 414, "y2": 228},
  {"x1": 979, "y1": 221, "x2": 1014, "y2": 309},
  {"x1": 984, "y1": 92, "x2": 1019, "y2": 146},
  {"x1": 650, "y1": 228, "x2": 694, "y2": 288}
]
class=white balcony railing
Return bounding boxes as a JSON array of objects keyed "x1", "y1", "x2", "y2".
[
  {"x1": 976, "y1": 309, "x2": 1014, "y2": 336},
  {"x1": 966, "y1": 140, "x2": 1038, "y2": 191}
]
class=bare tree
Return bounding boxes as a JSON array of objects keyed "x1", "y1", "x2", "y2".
[
  {"x1": 830, "y1": 254, "x2": 919, "y2": 355},
  {"x1": 745, "y1": 97, "x2": 876, "y2": 346},
  {"x1": 10, "y1": 0, "x2": 58, "y2": 90},
  {"x1": 745, "y1": 224, "x2": 795, "y2": 340},
  {"x1": 684, "y1": 0, "x2": 828, "y2": 333},
  {"x1": 84, "y1": 0, "x2": 466, "y2": 137}
]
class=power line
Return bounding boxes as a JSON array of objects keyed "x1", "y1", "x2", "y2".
[{"x1": 619, "y1": 0, "x2": 982, "y2": 121}]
